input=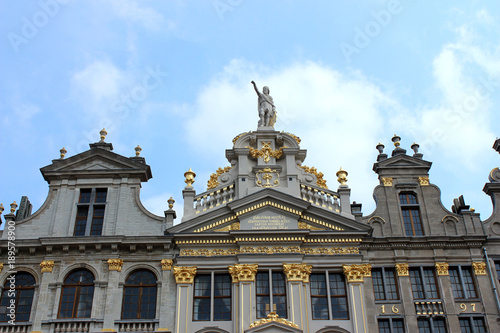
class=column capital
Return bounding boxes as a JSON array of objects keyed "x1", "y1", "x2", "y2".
[
  {"x1": 343, "y1": 264, "x2": 371, "y2": 283},
  {"x1": 228, "y1": 264, "x2": 258, "y2": 283},
  {"x1": 283, "y1": 263, "x2": 312, "y2": 283},
  {"x1": 173, "y1": 266, "x2": 197, "y2": 283},
  {"x1": 395, "y1": 263, "x2": 409, "y2": 276},
  {"x1": 435, "y1": 262, "x2": 449, "y2": 276},
  {"x1": 161, "y1": 259, "x2": 173, "y2": 271},
  {"x1": 40, "y1": 260, "x2": 55, "y2": 273},
  {"x1": 472, "y1": 262, "x2": 487, "y2": 275},
  {"x1": 107, "y1": 259, "x2": 123, "y2": 272}
]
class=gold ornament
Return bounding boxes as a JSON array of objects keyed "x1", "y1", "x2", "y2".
[
  {"x1": 343, "y1": 264, "x2": 371, "y2": 283},
  {"x1": 161, "y1": 259, "x2": 173, "y2": 271},
  {"x1": 207, "y1": 166, "x2": 233, "y2": 190},
  {"x1": 418, "y1": 176, "x2": 429, "y2": 186},
  {"x1": 283, "y1": 263, "x2": 312, "y2": 282},
  {"x1": 395, "y1": 263, "x2": 409, "y2": 276},
  {"x1": 336, "y1": 167, "x2": 348, "y2": 186},
  {"x1": 228, "y1": 264, "x2": 258, "y2": 283},
  {"x1": 247, "y1": 141, "x2": 285, "y2": 164},
  {"x1": 107, "y1": 259, "x2": 123, "y2": 271},
  {"x1": 40, "y1": 260, "x2": 55, "y2": 273},
  {"x1": 173, "y1": 266, "x2": 197, "y2": 283},
  {"x1": 60, "y1": 147, "x2": 67, "y2": 159},
  {"x1": 472, "y1": 262, "x2": 487, "y2": 275},
  {"x1": 249, "y1": 312, "x2": 299, "y2": 329},
  {"x1": 100, "y1": 128, "x2": 107, "y2": 141},
  {"x1": 299, "y1": 165, "x2": 328, "y2": 189},
  {"x1": 381, "y1": 177, "x2": 393, "y2": 187},
  {"x1": 184, "y1": 168, "x2": 196, "y2": 187},
  {"x1": 435, "y1": 262, "x2": 449, "y2": 276}
]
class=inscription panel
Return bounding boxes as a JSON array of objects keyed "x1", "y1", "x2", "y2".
[{"x1": 240, "y1": 212, "x2": 298, "y2": 230}]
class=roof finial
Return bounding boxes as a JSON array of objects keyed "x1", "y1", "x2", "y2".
[
  {"x1": 336, "y1": 167, "x2": 348, "y2": 186},
  {"x1": 168, "y1": 197, "x2": 175, "y2": 209},
  {"x1": 10, "y1": 201, "x2": 18, "y2": 214},
  {"x1": 60, "y1": 147, "x2": 67, "y2": 159},
  {"x1": 100, "y1": 128, "x2": 107, "y2": 142},
  {"x1": 0, "y1": 203, "x2": 4, "y2": 215},
  {"x1": 184, "y1": 168, "x2": 196, "y2": 187},
  {"x1": 392, "y1": 134, "x2": 401, "y2": 148},
  {"x1": 135, "y1": 145, "x2": 142, "y2": 156}
]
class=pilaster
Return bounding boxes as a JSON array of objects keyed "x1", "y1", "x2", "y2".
[
  {"x1": 102, "y1": 259, "x2": 123, "y2": 331},
  {"x1": 283, "y1": 263, "x2": 311, "y2": 331},
  {"x1": 173, "y1": 266, "x2": 197, "y2": 333},
  {"x1": 228, "y1": 264, "x2": 258, "y2": 333},
  {"x1": 343, "y1": 264, "x2": 371, "y2": 333},
  {"x1": 32, "y1": 261, "x2": 56, "y2": 332}
]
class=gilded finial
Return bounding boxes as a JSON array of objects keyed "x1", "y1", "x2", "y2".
[
  {"x1": 168, "y1": 197, "x2": 175, "y2": 209},
  {"x1": 470, "y1": 208, "x2": 475, "y2": 213},
  {"x1": 392, "y1": 134, "x2": 401, "y2": 148},
  {"x1": 10, "y1": 201, "x2": 18, "y2": 214},
  {"x1": 0, "y1": 203, "x2": 4, "y2": 215},
  {"x1": 135, "y1": 145, "x2": 142, "y2": 156},
  {"x1": 100, "y1": 128, "x2": 107, "y2": 141},
  {"x1": 184, "y1": 168, "x2": 196, "y2": 187},
  {"x1": 336, "y1": 167, "x2": 348, "y2": 185},
  {"x1": 60, "y1": 147, "x2": 67, "y2": 159}
]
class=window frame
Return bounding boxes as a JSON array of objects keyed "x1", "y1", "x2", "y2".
[
  {"x1": 458, "y1": 316, "x2": 488, "y2": 333},
  {"x1": 417, "y1": 317, "x2": 448, "y2": 333},
  {"x1": 372, "y1": 267, "x2": 400, "y2": 301},
  {"x1": 449, "y1": 266, "x2": 478, "y2": 300},
  {"x1": 310, "y1": 271, "x2": 349, "y2": 320},
  {"x1": 74, "y1": 188, "x2": 107, "y2": 236},
  {"x1": 410, "y1": 267, "x2": 440, "y2": 300},
  {"x1": 57, "y1": 269, "x2": 95, "y2": 319},
  {"x1": 256, "y1": 270, "x2": 287, "y2": 319},
  {"x1": 121, "y1": 270, "x2": 157, "y2": 320},
  {"x1": 377, "y1": 317, "x2": 405, "y2": 333},
  {"x1": 399, "y1": 192, "x2": 424, "y2": 236},
  {"x1": 0, "y1": 272, "x2": 36, "y2": 322},
  {"x1": 193, "y1": 272, "x2": 232, "y2": 322}
]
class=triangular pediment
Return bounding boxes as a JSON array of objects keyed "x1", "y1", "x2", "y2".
[
  {"x1": 373, "y1": 153, "x2": 432, "y2": 174},
  {"x1": 168, "y1": 188, "x2": 371, "y2": 235},
  {"x1": 40, "y1": 146, "x2": 152, "y2": 182}
]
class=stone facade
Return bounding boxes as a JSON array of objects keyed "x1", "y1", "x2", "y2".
[{"x1": 1, "y1": 126, "x2": 500, "y2": 333}]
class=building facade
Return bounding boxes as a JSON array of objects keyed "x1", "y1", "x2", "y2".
[{"x1": 1, "y1": 117, "x2": 500, "y2": 333}]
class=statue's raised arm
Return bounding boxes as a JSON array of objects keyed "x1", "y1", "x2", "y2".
[{"x1": 251, "y1": 81, "x2": 277, "y2": 128}]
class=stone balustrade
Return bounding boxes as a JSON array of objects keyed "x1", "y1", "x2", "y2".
[
  {"x1": 300, "y1": 184, "x2": 340, "y2": 212},
  {"x1": 54, "y1": 321, "x2": 90, "y2": 332},
  {"x1": 118, "y1": 321, "x2": 156, "y2": 332},
  {"x1": 194, "y1": 184, "x2": 235, "y2": 214},
  {"x1": 414, "y1": 300, "x2": 445, "y2": 315}
]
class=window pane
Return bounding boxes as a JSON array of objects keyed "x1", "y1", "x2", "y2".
[
  {"x1": 272, "y1": 273, "x2": 287, "y2": 318},
  {"x1": 214, "y1": 275, "x2": 231, "y2": 321},
  {"x1": 418, "y1": 318, "x2": 430, "y2": 333},
  {"x1": 193, "y1": 275, "x2": 211, "y2": 321},
  {"x1": 423, "y1": 268, "x2": 439, "y2": 299},
  {"x1": 79, "y1": 189, "x2": 91, "y2": 203},
  {"x1": 473, "y1": 317, "x2": 487, "y2": 333},
  {"x1": 74, "y1": 206, "x2": 89, "y2": 236},
  {"x1": 410, "y1": 269, "x2": 425, "y2": 299},
  {"x1": 378, "y1": 319, "x2": 390, "y2": 333},
  {"x1": 90, "y1": 206, "x2": 105, "y2": 236},
  {"x1": 459, "y1": 318, "x2": 472, "y2": 333},
  {"x1": 256, "y1": 272, "x2": 270, "y2": 318},
  {"x1": 462, "y1": 268, "x2": 477, "y2": 298},
  {"x1": 329, "y1": 273, "x2": 348, "y2": 320},
  {"x1": 310, "y1": 274, "x2": 328, "y2": 320},
  {"x1": 433, "y1": 318, "x2": 447, "y2": 333},
  {"x1": 122, "y1": 270, "x2": 157, "y2": 319},
  {"x1": 95, "y1": 188, "x2": 107, "y2": 203},
  {"x1": 372, "y1": 269, "x2": 385, "y2": 300},
  {"x1": 0, "y1": 273, "x2": 36, "y2": 322},
  {"x1": 450, "y1": 268, "x2": 464, "y2": 298},
  {"x1": 385, "y1": 269, "x2": 399, "y2": 300},
  {"x1": 411, "y1": 209, "x2": 424, "y2": 236},
  {"x1": 393, "y1": 319, "x2": 405, "y2": 333}
]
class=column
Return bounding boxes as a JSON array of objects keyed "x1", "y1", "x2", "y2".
[
  {"x1": 228, "y1": 264, "x2": 258, "y2": 333},
  {"x1": 435, "y1": 262, "x2": 460, "y2": 331},
  {"x1": 158, "y1": 259, "x2": 175, "y2": 331},
  {"x1": 173, "y1": 266, "x2": 197, "y2": 333},
  {"x1": 102, "y1": 259, "x2": 124, "y2": 332},
  {"x1": 395, "y1": 263, "x2": 418, "y2": 331},
  {"x1": 283, "y1": 263, "x2": 312, "y2": 332},
  {"x1": 31, "y1": 260, "x2": 55, "y2": 333},
  {"x1": 343, "y1": 264, "x2": 371, "y2": 333}
]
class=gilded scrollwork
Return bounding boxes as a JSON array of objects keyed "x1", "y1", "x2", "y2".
[
  {"x1": 418, "y1": 176, "x2": 430, "y2": 186},
  {"x1": 207, "y1": 166, "x2": 233, "y2": 190},
  {"x1": 343, "y1": 264, "x2": 371, "y2": 283},
  {"x1": 381, "y1": 177, "x2": 393, "y2": 187},
  {"x1": 173, "y1": 266, "x2": 197, "y2": 283},
  {"x1": 395, "y1": 263, "x2": 409, "y2": 276},
  {"x1": 283, "y1": 263, "x2": 312, "y2": 282},
  {"x1": 256, "y1": 168, "x2": 280, "y2": 188},
  {"x1": 435, "y1": 262, "x2": 449, "y2": 276},
  {"x1": 299, "y1": 165, "x2": 328, "y2": 189},
  {"x1": 298, "y1": 221, "x2": 326, "y2": 231},
  {"x1": 248, "y1": 312, "x2": 299, "y2": 329},
  {"x1": 228, "y1": 264, "x2": 258, "y2": 283},
  {"x1": 247, "y1": 141, "x2": 285, "y2": 164}
]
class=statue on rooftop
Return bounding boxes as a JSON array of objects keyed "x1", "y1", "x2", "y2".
[{"x1": 251, "y1": 81, "x2": 276, "y2": 128}]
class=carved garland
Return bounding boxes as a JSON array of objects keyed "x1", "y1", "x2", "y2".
[
  {"x1": 299, "y1": 165, "x2": 328, "y2": 189},
  {"x1": 173, "y1": 266, "x2": 197, "y2": 283},
  {"x1": 228, "y1": 264, "x2": 258, "y2": 283},
  {"x1": 207, "y1": 166, "x2": 233, "y2": 190},
  {"x1": 283, "y1": 263, "x2": 312, "y2": 283}
]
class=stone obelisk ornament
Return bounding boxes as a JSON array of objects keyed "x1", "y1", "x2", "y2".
[{"x1": 251, "y1": 81, "x2": 277, "y2": 128}]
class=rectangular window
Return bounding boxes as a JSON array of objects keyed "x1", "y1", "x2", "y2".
[
  {"x1": 400, "y1": 192, "x2": 424, "y2": 236},
  {"x1": 372, "y1": 268, "x2": 399, "y2": 301},
  {"x1": 410, "y1": 267, "x2": 440, "y2": 300},
  {"x1": 418, "y1": 317, "x2": 447, "y2": 333},
  {"x1": 310, "y1": 272, "x2": 348, "y2": 320},
  {"x1": 378, "y1": 318, "x2": 405, "y2": 333},
  {"x1": 450, "y1": 267, "x2": 477, "y2": 299},
  {"x1": 74, "y1": 188, "x2": 107, "y2": 236},
  {"x1": 459, "y1": 316, "x2": 487, "y2": 333},
  {"x1": 193, "y1": 273, "x2": 231, "y2": 321},
  {"x1": 256, "y1": 271, "x2": 287, "y2": 318}
]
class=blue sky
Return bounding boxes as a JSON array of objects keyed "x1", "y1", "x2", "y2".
[{"x1": 1, "y1": 0, "x2": 499, "y2": 224}]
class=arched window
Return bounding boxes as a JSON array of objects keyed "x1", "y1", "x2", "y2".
[
  {"x1": 58, "y1": 269, "x2": 95, "y2": 318},
  {"x1": 0, "y1": 272, "x2": 36, "y2": 322},
  {"x1": 122, "y1": 270, "x2": 157, "y2": 319}
]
